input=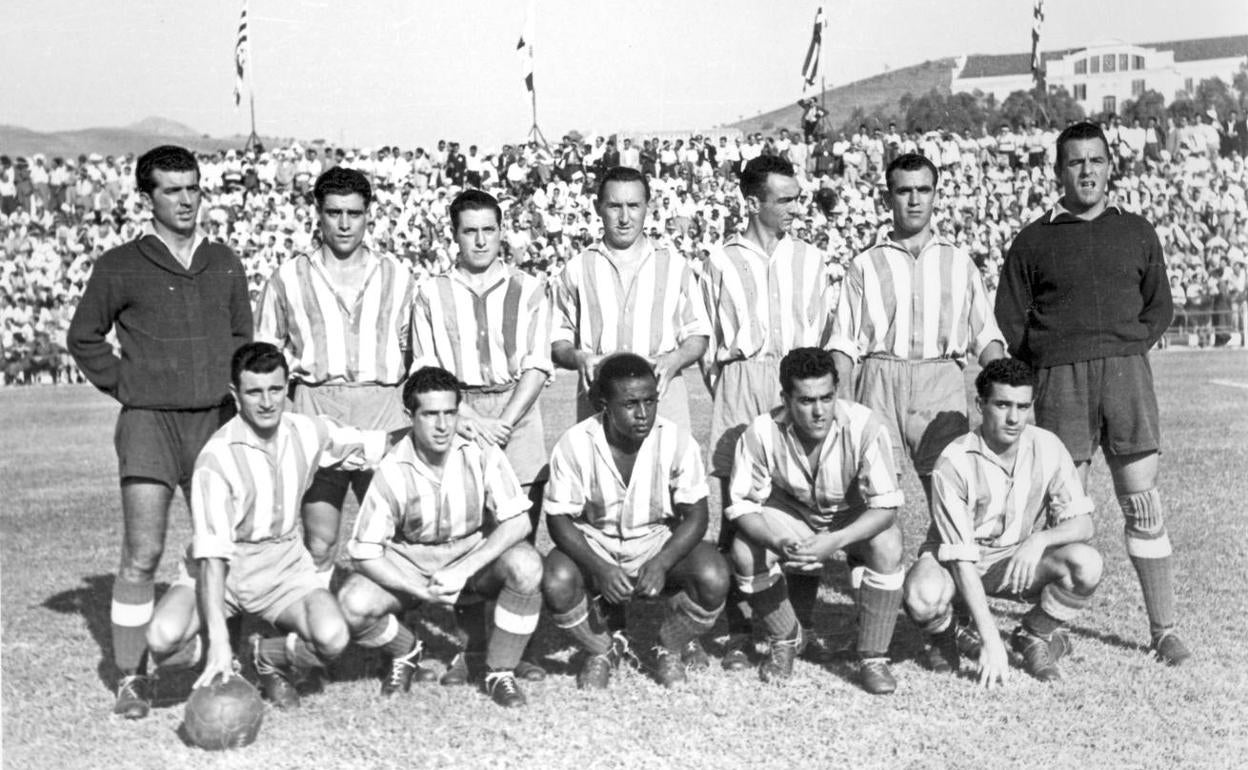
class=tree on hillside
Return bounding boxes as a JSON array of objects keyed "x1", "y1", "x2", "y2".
[
  {"x1": 1234, "y1": 63, "x2": 1248, "y2": 108},
  {"x1": 999, "y1": 88, "x2": 1084, "y2": 128},
  {"x1": 1121, "y1": 90, "x2": 1167, "y2": 124},
  {"x1": 1193, "y1": 77, "x2": 1237, "y2": 117},
  {"x1": 1167, "y1": 98, "x2": 1199, "y2": 122},
  {"x1": 900, "y1": 89, "x2": 986, "y2": 135}
]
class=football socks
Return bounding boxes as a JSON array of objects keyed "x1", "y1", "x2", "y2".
[{"x1": 856, "y1": 568, "x2": 903, "y2": 658}]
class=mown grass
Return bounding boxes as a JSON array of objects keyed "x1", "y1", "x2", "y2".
[{"x1": 3, "y1": 350, "x2": 1247, "y2": 769}]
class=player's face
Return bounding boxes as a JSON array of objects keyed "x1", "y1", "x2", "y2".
[
  {"x1": 231, "y1": 368, "x2": 287, "y2": 439},
  {"x1": 454, "y1": 207, "x2": 501, "y2": 274},
  {"x1": 750, "y1": 173, "x2": 802, "y2": 236},
  {"x1": 318, "y1": 192, "x2": 369, "y2": 259},
  {"x1": 885, "y1": 166, "x2": 936, "y2": 238},
  {"x1": 144, "y1": 169, "x2": 201, "y2": 238},
  {"x1": 601, "y1": 375, "x2": 658, "y2": 447},
  {"x1": 408, "y1": 390, "x2": 460, "y2": 458},
  {"x1": 976, "y1": 382, "x2": 1033, "y2": 454},
  {"x1": 1058, "y1": 137, "x2": 1110, "y2": 216},
  {"x1": 596, "y1": 180, "x2": 648, "y2": 250},
  {"x1": 782, "y1": 374, "x2": 837, "y2": 444}
]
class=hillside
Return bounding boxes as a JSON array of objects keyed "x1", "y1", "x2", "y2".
[
  {"x1": 0, "y1": 119, "x2": 291, "y2": 158},
  {"x1": 727, "y1": 57, "x2": 958, "y2": 136}
]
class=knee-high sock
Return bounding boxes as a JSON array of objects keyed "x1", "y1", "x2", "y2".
[
  {"x1": 152, "y1": 635, "x2": 203, "y2": 671},
  {"x1": 1023, "y1": 582, "x2": 1092, "y2": 638},
  {"x1": 658, "y1": 591, "x2": 723, "y2": 651},
  {"x1": 856, "y1": 568, "x2": 903, "y2": 658},
  {"x1": 486, "y1": 587, "x2": 542, "y2": 671},
  {"x1": 747, "y1": 576, "x2": 799, "y2": 641},
  {"x1": 1121, "y1": 489, "x2": 1176, "y2": 638},
  {"x1": 455, "y1": 601, "x2": 489, "y2": 653},
  {"x1": 256, "y1": 632, "x2": 330, "y2": 672},
  {"x1": 551, "y1": 595, "x2": 612, "y2": 655},
  {"x1": 356, "y1": 614, "x2": 419, "y2": 659},
  {"x1": 111, "y1": 576, "x2": 154, "y2": 674},
  {"x1": 787, "y1": 572, "x2": 822, "y2": 631}
]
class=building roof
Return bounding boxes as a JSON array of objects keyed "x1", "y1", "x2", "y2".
[{"x1": 957, "y1": 34, "x2": 1247, "y2": 79}]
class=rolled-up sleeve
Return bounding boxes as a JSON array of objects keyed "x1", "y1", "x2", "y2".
[
  {"x1": 930, "y1": 456, "x2": 980, "y2": 563},
  {"x1": 347, "y1": 463, "x2": 403, "y2": 561},
  {"x1": 189, "y1": 465, "x2": 237, "y2": 562},
  {"x1": 725, "y1": 424, "x2": 771, "y2": 521}
]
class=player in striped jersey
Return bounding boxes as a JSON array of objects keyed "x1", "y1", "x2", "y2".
[
  {"x1": 727, "y1": 348, "x2": 905, "y2": 693},
  {"x1": 254, "y1": 167, "x2": 417, "y2": 584},
  {"x1": 699, "y1": 155, "x2": 838, "y2": 670},
  {"x1": 550, "y1": 166, "x2": 709, "y2": 432},
  {"x1": 408, "y1": 189, "x2": 551, "y2": 684},
  {"x1": 145, "y1": 342, "x2": 388, "y2": 709},
  {"x1": 337, "y1": 367, "x2": 544, "y2": 708},
  {"x1": 903, "y1": 358, "x2": 1103, "y2": 684},
  {"x1": 541, "y1": 353, "x2": 728, "y2": 689}
]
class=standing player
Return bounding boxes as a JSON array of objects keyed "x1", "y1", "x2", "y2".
[
  {"x1": 67, "y1": 145, "x2": 252, "y2": 718},
  {"x1": 408, "y1": 189, "x2": 551, "y2": 684},
  {"x1": 904, "y1": 358, "x2": 1103, "y2": 685},
  {"x1": 255, "y1": 167, "x2": 416, "y2": 584},
  {"x1": 995, "y1": 122, "x2": 1191, "y2": 665},
  {"x1": 541, "y1": 354, "x2": 728, "y2": 689},
  {"x1": 145, "y1": 342, "x2": 388, "y2": 707},
  {"x1": 726, "y1": 348, "x2": 905, "y2": 693},
  {"x1": 699, "y1": 155, "x2": 838, "y2": 669},
  {"x1": 550, "y1": 166, "x2": 708, "y2": 431},
  {"x1": 337, "y1": 367, "x2": 544, "y2": 708}
]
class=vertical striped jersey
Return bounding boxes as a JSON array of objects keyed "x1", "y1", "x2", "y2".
[
  {"x1": 544, "y1": 415, "x2": 709, "y2": 540},
  {"x1": 829, "y1": 236, "x2": 1004, "y2": 362},
  {"x1": 347, "y1": 435, "x2": 530, "y2": 559},
  {"x1": 254, "y1": 248, "x2": 416, "y2": 386},
  {"x1": 929, "y1": 425, "x2": 1093, "y2": 563},
  {"x1": 190, "y1": 413, "x2": 387, "y2": 561},
  {"x1": 699, "y1": 235, "x2": 836, "y2": 383},
  {"x1": 727, "y1": 400, "x2": 904, "y2": 528},
  {"x1": 409, "y1": 262, "x2": 553, "y2": 386},
  {"x1": 550, "y1": 240, "x2": 710, "y2": 360}
]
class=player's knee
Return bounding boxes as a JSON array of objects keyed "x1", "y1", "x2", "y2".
[
  {"x1": 690, "y1": 551, "x2": 731, "y2": 608},
  {"x1": 499, "y1": 543, "x2": 543, "y2": 594},
  {"x1": 312, "y1": 618, "x2": 350, "y2": 660},
  {"x1": 902, "y1": 568, "x2": 948, "y2": 623},
  {"x1": 728, "y1": 534, "x2": 762, "y2": 574},
  {"x1": 145, "y1": 615, "x2": 182, "y2": 655},
  {"x1": 119, "y1": 543, "x2": 164, "y2": 580},
  {"x1": 335, "y1": 580, "x2": 378, "y2": 630},
  {"x1": 1066, "y1": 544, "x2": 1104, "y2": 593},
  {"x1": 541, "y1": 554, "x2": 581, "y2": 609},
  {"x1": 864, "y1": 525, "x2": 905, "y2": 572}
]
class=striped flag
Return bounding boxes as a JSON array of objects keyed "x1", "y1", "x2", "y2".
[
  {"x1": 516, "y1": 1, "x2": 535, "y2": 94},
  {"x1": 1030, "y1": 0, "x2": 1045, "y2": 88},
  {"x1": 801, "y1": 6, "x2": 824, "y2": 92},
  {"x1": 233, "y1": 0, "x2": 250, "y2": 107}
]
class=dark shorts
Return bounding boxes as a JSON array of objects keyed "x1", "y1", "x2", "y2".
[
  {"x1": 1034, "y1": 354, "x2": 1161, "y2": 463},
  {"x1": 856, "y1": 356, "x2": 968, "y2": 476},
  {"x1": 114, "y1": 403, "x2": 234, "y2": 489},
  {"x1": 293, "y1": 382, "x2": 406, "y2": 505}
]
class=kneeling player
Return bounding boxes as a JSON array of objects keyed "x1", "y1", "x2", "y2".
[
  {"x1": 541, "y1": 353, "x2": 728, "y2": 689},
  {"x1": 146, "y1": 342, "x2": 388, "y2": 708},
  {"x1": 903, "y1": 358, "x2": 1103, "y2": 685},
  {"x1": 727, "y1": 347, "x2": 905, "y2": 694},
  {"x1": 337, "y1": 367, "x2": 543, "y2": 708}
]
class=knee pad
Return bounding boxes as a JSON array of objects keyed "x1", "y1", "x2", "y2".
[{"x1": 1119, "y1": 488, "x2": 1164, "y2": 535}]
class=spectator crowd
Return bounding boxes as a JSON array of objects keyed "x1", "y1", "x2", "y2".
[{"x1": 3, "y1": 108, "x2": 1247, "y2": 385}]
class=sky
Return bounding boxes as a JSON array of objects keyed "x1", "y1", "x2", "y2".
[{"x1": 3, "y1": 0, "x2": 1245, "y2": 149}]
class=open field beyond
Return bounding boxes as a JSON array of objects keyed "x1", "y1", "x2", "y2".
[{"x1": 3, "y1": 350, "x2": 1247, "y2": 769}]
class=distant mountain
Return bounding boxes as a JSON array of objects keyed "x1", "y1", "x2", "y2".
[{"x1": 0, "y1": 119, "x2": 291, "y2": 158}]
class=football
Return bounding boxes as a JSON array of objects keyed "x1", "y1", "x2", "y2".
[{"x1": 183, "y1": 675, "x2": 265, "y2": 751}]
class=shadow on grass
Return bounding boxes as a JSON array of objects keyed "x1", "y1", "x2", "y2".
[{"x1": 42, "y1": 574, "x2": 126, "y2": 691}]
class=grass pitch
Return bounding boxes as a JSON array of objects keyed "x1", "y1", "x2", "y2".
[{"x1": 3, "y1": 350, "x2": 1247, "y2": 769}]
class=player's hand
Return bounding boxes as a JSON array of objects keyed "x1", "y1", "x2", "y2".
[
  {"x1": 592, "y1": 563, "x2": 634, "y2": 605},
  {"x1": 1002, "y1": 538, "x2": 1046, "y2": 596},
  {"x1": 786, "y1": 532, "x2": 840, "y2": 565},
  {"x1": 575, "y1": 351, "x2": 603, "y2": 394},
  {"x1": 976, "y1": 637, "x2": 1010, "y2": 690},
  {"x1": 652, "y1": 351, "x2": 682, "y2": 399},
  {"x1": 428, "y1": 568, "x2": 470, "y2": 603},
  {"x1": 193, "y1": 641, "x2": 235, "y2": 689},
  {"x1": 472, "y1": 416, "x2": 513, "y2": 447},
  {"x1": 634, "y1": 559, "x2": 668, "y2": 599}
]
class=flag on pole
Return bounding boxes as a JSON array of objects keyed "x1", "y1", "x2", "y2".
[
  {"x1": 801, "y1": 6, "x2": 824, "y2": 92},
  {"x1": 1030, "y1": 0, "x2": 1045, "y2": 88},
  {"x1": 233, "y1": 0, "x2": 250, "y2": 107},
  {"x1": 516, "y1": 1, "x2": 535, "y2": 94}
]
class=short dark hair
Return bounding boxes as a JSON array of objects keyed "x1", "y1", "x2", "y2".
[
  {"x1": 596, "y1": 166, "x2": 651, "y2": 202},
  {"x1": 231, "y1": 341, "x2": 288, "y2": 387},
  {"x1": 449, "y1": 189, "x2": 502, "y2": 231},
  {"x1": 595, "y1": 352, "x2": 656, "y2": 401},
  {"x1": 1054, "y1": 122, "x2": 1110, "y2": 170},
  {"x1": 402, "y1": 366, "x2": 462, "y2": 411},
  {"x1": 885, "y1": 153, "x2": 939, "y2": 191},
  {"x1": 313, "y1": 166, "x2": 373, "y2": 208},
  {"x1": 779, "y1": 347, "x2": 838, "y2": 393},
  {"x1": 136, "y1": 145, "x2": 199, "y2": 195},
  {"x1": 739, "y1": 155, "x2": 795, "y2": 202},
  {"x1": 974, "y1": 358, "x2": 1037, "y2": 399}
]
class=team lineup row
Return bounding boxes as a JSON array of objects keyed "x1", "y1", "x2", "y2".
[{"x1": 63, "y1": 122, "x2": 1188, "y2": 719}]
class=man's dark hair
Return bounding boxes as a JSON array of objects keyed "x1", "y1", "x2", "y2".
[
  {"x1": 739, "y1": 155, "x2": 795, "y2": 202},
  {"x1": 974, "y1": 358, "x2": 1037, "y2": 399},
  {"x1": 595, "y1": 352, "x2": 656, "y2": 401},
  {"x1": 136, "y1": 145, "x2": 199, "y2": 195},
  {"x1": 1054, "y1": 121, "x2": 1110, "y2": 170},
  {"x1": 885, "y1": 153, "x2": 939, "y2": 191},
  {"x1": 596, "y1": 166, "x2": 651, "y2": 202},
  {"x1": 231, "y1": 341, "x2": 288, "y2": 387},
  {"x1": 779, "y1": 347, "x2": 838, "y2": 393},
  {"x1": 313, "y1": 166, "x2": 373, "y2": 208},
  {"x1": 449, "y1": 189, "x2": 502, "y2": 231},
  {"x1": 403, "y1": 366, "x2": 462, "y2": 411}
]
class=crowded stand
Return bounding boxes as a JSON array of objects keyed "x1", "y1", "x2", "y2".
[{"x1": 2, "y1": 113, "x2": 1246, "y2": 385}]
